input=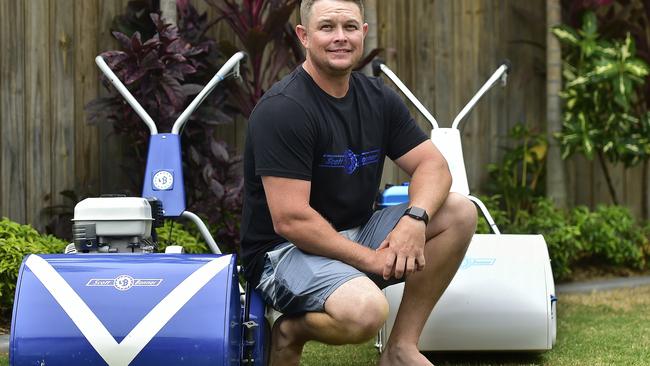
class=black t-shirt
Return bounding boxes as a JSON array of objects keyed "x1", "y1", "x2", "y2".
[{"x1": 240, "y1": 65, "x2": 428, "y2": 285}]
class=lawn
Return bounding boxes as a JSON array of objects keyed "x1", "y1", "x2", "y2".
[
  {"x1": 302, "y1": 285, "x2": 650, "y2": 366},
  {"x1": 2, "y1": 285, "x2": 649, "y2": 365}
]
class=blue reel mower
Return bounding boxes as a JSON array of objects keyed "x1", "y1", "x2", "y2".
[{"x1": 10, "y1": 52, "x2": 269, "y2": 366}]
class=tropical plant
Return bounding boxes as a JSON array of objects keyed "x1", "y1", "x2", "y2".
[
  {"x1": 183, "y1": 136, "x2": 243, "y2": 252},
  {"x1": 486, "y1": 123, "x2": 548, "y2": 225},
  {"x1": 205, "y1": 0, "x2": 305, "y2": 117},
  {"x1": 552, "y1": 11, "x2": 650, "y2": 204},
  {"x1": 563, "y1": 1, "x2": 650, "y2": 217}
]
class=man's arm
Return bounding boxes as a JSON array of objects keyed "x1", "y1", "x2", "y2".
[
  {"x1": 380, "y1": 140, "x2": 452, "y2": 279},
  {"x1": 262, "y1": 176, "x2": 393, "y2": 277},
  {"x1": 395, "y1": 140, "x2": 451, "y2": 220}
]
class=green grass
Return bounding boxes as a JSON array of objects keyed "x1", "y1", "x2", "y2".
[
  {"x1": 2, "y1": 286, "x2": 649, "y2": 365},
  {"x1": 301, "y1": 285, "x2": 650, "y2": 366}
]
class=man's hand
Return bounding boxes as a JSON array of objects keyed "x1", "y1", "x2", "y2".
[
  {"x1": 362, "y1": 245, "x2": 397, "y2": 279},
  {"x1": 377, "y1": 216, "x2": 427, "y2": 280}
]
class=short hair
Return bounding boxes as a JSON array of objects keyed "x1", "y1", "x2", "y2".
[{"x1": 300, "y1": 0, "x2": 365, "y2": 26}]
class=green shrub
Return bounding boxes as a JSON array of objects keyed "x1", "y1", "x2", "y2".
[
  {"x1": 155, "y1": 220, "x2": 213, "y2": 254},
  {"x1": 0, "y1": 218, "x2": 68, "y2": 316},
  {"x1": 572, "y1": 205, "x2": 648, "y2": 270}
]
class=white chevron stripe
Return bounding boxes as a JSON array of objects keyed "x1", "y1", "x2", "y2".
[{"x1": 25, "y1": 254, "x2": 231, "y2": 366}]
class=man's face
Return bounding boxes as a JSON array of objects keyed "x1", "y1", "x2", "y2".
[{"x1": 298, "y1": 0, "x2": 368, "y2": 76}]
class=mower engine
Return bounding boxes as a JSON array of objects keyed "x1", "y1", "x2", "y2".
[{"x1": 70, "y1": 197, "x2": 163, "y2": 254}]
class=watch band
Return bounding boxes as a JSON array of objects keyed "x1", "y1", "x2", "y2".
[{"x1": 403, "y1": 206, "x2": 429, "y2": 224}]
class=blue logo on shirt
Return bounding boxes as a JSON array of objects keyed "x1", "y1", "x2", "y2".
[{"x1": 319, "y1": 149, "x2": 380, "y2": 174}]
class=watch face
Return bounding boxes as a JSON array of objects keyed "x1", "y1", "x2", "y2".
[{"x1": 152, "y1": 170, "x2": 174, "y2": 191}]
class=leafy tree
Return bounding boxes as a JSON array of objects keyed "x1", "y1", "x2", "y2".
[{"x1": 553, "y1": 11, "x2": 650, "y2": 204}]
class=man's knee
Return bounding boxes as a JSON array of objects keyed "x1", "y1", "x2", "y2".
[
  {"x1": 343, "y1": 293, "x2": 388, "y2": 342},
  {"x1": 446, "y1": 192, "x2": 478, "y2": 233},
  {"x1": 428, "y1": 193, "x2": 477, "y2": 253},
  {"x1": 325, "y1": 277, "x2": 389, "y2": 342}
]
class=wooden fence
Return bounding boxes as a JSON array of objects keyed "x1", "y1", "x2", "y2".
[{"x1": 1, "y1": 0, "x2": 648, "y2": 232}]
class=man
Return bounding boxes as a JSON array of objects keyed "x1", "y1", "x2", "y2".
[{"x1": 240, "y1": 0, "x2": 477, "y2": 365}]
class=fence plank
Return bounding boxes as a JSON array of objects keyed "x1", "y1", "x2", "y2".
[
  {"x1": 571, "y1": 156, "x2": 594, "y2": 207},
  {"x1": 25, "y1": 0, "x2": 51, "y2": 230},
  {"x1": 457, "y1": 0, "x2": 482, "y2": 190},
  {"x1": 481, "y1": 1, "x2": 507, "y2": 188},
  {"x1": 97, "y1": 0, "x2": 128, "y2": 195},
  {"x1": 376, "y1": 0, "x2": 400, "y2": 187},
  {"x1": 624, "y1": 165, "x2": 643, "y2": 218},
  {"x1": 74, "y1": 0, "x2": 100, "y2": 196},
  {"x1": 433, "y1": 0, "x2": 453, "y2": 126},
  {"x1": 50, "y1": 0, "x2": 76, "y2": 209},
  {"x1": 0, "y1": 0, "x2": 26, "y2": 223}
]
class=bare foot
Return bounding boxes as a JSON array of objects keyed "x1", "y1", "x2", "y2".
[
  {"x1": 378, "y1": 343, "x2": 433, "y2": 366},
  {"x1": 269, "y1": 316, "x2": 304, "y2": 366}
]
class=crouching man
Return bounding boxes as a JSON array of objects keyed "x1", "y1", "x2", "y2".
[{"x1": 240, "y1": 0, "x2": 477, "y2": 365}]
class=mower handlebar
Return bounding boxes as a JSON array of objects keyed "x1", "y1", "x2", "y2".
[
  {"x1": 95, "y1": 55, "x2": 159, "y2": 135},
  {"x1": 171, "y1": 51, "x2": 247, "y2": 135},
  {"x1": 372, "y1": 59, "x2": 439, "y2": 129},
  {"x1": 95, "y1": 52, "x2": 248, "y2": 136},
  {"x1": 451, "y1": 60, "x2": 511, "y2": 129}
]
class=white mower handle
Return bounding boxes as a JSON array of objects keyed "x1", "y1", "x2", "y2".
[
  {"x1": 95, "y1": 51, "x2": 247, "y2": 136},
  {"x1": 172, "y1": 51, "x2": 247, "y2": 135},
  {"x1": 372, "y1": 59, "x2": 439, "y2": 129},
  {"x1": 372, "y1": 59, "x2": 511, "y2": 131},
  {"x1": 95, "y1": 55, "x2": 159, "y2": 135},
  {"x1": 451, "y1": 60, "x2": 511, "y2": 129}
]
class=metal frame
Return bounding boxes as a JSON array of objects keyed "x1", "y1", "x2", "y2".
[
  {"x1": 372, "y1": 58, "x2": 511, "y2": 235},
  {"x1": 95, "y1": 51, "x2": 247, "y2": 252}
]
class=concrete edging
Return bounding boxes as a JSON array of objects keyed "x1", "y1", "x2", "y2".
[{"x1": 556, "y1": 275, "x2": 650, "y2": 293}]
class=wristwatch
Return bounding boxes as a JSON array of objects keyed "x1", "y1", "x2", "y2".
[{"x1": 403, "y1": 206, "x2": 429, "y2": 224}]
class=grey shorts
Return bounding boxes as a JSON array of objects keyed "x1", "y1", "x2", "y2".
[{"x1": 255, "y1": 203, "x2": 408, "y2": 315}]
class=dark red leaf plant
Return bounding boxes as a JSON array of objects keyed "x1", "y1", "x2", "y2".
[{"x1": 205, "y1": 0, "x2": 305, "y2": 117}]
